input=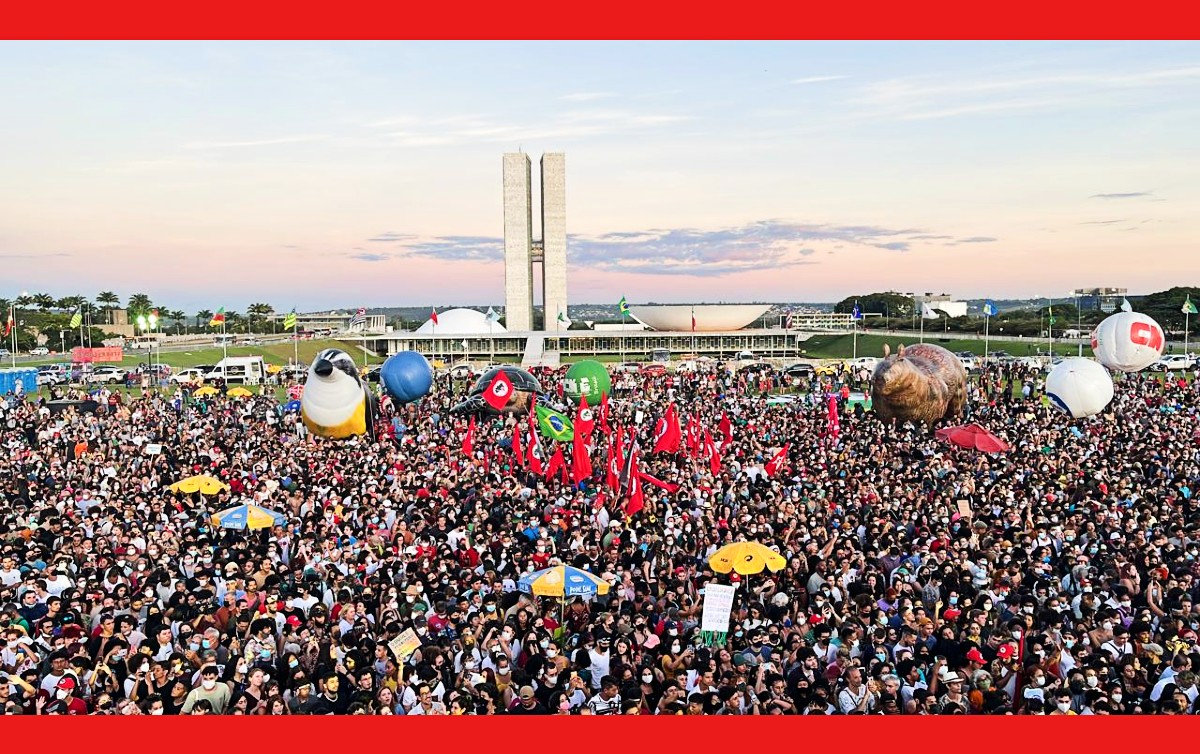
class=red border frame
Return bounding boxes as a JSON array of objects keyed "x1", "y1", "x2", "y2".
[
  {"x1": 6, "y1": 0, "x2": 1200, "y2": 39},
  {"x1": 5, "y1": 0, "x2": 1199, "y2": 746}
]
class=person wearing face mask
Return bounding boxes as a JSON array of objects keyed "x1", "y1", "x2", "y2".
[
  {"x1": 181, "y1": 665, "x2": 231, "y2": 714},
  {"x1": 44, "y1": 675, "x2": 88, "y2": 715},
  {"x1": 1048, "y1": 689, "x2": 1077, "y2": 715}
]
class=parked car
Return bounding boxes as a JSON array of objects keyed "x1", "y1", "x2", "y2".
[
  {"x1": 449, "y1": 363, "x2": 480, "y2": 380},
  {"x1": 0, "y1": 349, "x2": 10, "y2": 359},
  {"x1": 736, "y1": 350, "x2": 756, "y2": 362},
  {"x1": 781, "y1": 363, "x2": 816, "y2": 380},
  {"x1": 847, "y1": 356, "x2": 880, "y2": 371},
  {"x1": 29, "y1": 347, "x2": 50, "y2": 356},
  {"x1": 1013, "y1": 357, "x2": 1044, "y2": 371},
  {"x1": 169, "y1": 368, "x2": 208, "y2": 385},
  {"x1": 615, "y1": 362, "x2": 643, "y2": 373},
  {"x1": 1151, "y1": 354, "x2": 1197, "y2": 371},
  {"x1": 84, "y1": 366, "x2": 129, "y2": 384},
  {"x1": 639, "y1": 363, "x2": 668, "y2": 377},
  {"x1": 958, "y1": 356, "x2": 978, "y2": 371}
]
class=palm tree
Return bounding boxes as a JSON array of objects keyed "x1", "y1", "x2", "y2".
[
  {"x1": 14, "y1": 293, "x2": 33, "y2": 308},
  {"x1": 56, "y1": 295, "x2": 86, "y2": 312},
  {"x1": 196, "y1": 309, "x2": 213, "y2": 330},
  {"x1": 169, "y1": 309, "x2": 187, "y2": 334},
  {"x1": 127, "y1": 293, "x2": 153, "y2": 315},
  {"x1": 96, "y1": 291, "x2": 120, "y2": 324},
  {"x1": 246, "y1": 302, "x2": 274, "y2": 333},
  {"x1": 32, "y1": 293, "x2": 56, "y2": 311}
]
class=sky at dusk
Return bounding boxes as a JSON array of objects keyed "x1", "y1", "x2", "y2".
[{"x1": 1, "y1": 41, "x2": 1198, "y2": 313}]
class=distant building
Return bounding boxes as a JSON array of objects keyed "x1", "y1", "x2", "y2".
[
  {"x1": 503, "y1": 152, "x2": 568, "y2": 332},
  {"x1": 269, "y1": 311, "x2": 387, "y2": 333},
  {"x1": 1072, "y1": 287, "x2": 1127, "y2": 313},
  {"x1": 913, "y1": 293, "x2": 967, "y2": 318}
]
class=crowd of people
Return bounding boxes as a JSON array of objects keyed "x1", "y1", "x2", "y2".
[{"x1": 2, "y1": 354, "x2": 1199, "y2": 716}]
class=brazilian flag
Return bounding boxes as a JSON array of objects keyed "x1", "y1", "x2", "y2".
[{"x1": 536, "y1": 405, "x2": 574, "y2": 442}]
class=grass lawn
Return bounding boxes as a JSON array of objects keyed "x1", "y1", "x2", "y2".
[
  {"x1": 799, "y1": 333, "x2": 1055, "y2": 359},
  {"x1": 28, "y1": 339, "x2": 380, "y2": 370}
]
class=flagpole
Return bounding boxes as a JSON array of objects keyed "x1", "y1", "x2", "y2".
[
  {"x1": 620, "y1": 310, "x2": 626, "y2": 362},
  {"x1": 852, "y1": 304, "x2": 858, "y2": 360},
  {"x1": 8, "y1": 305, "x2": 15, "y2": 368},
  {"x1": 1047, "y1": 297, "x2": 1053, "y2": 359},
  {"x1": 984, "y1": 311, "x2": 990, "y2": 364},
  {"x1": 1186, "y1": 309, "x2": 1191, "y2": 357},
  {"x1": 292, "y1": 311, "x2": 299, "y2": 366},
  {"x1": 222, "y1": 318, "x2": 228, "y2": 363},
  {"x1": 920, "y1": 309, "x2": 925, "y2": 344}
]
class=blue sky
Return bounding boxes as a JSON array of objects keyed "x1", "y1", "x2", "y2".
[{"x1": 0, "y1": 41, "x2": 1198, "y2": 312}]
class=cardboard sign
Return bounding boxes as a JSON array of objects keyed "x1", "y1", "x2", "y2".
[
  {"x1": 957, "y1": 500, "x2": 973, "y2": 519},
  {"x1": 700, "y1": 584, "x2": 738, "y2": 633},
  {"x1": 71, "y1": 346, "x2": 124, "y2": 363},
  {"x1": 388, "y1": 628, "x2": 422, "y2": 663}
]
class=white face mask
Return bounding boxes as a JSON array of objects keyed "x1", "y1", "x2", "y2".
[
  {"x1": 497, "y1": 666, "x2": 510, "y2": 675},
  {"x1": 642, "y1": 673, "x2": 654, "y2": 683},
  {"x1": 150, "y1": 708, "x2": 164, "y2": 715},
  {"x1": 546, "y1": 648, "x2": 557, "y2": 658},
  {"x1": 1086, "y1": 676, "x2": 1099, "y2": 688},
  {"x1": 1057, "y1": 701, "x2": 1072, "y2": 712},
  {"x1": 202, "y1": 679, "x2": 217, "y2": 690},
  {"x1": 56, "y1": 689, "x2": 69, "y2": 700},
  {"x1": 1111, "y1": 693, "x2": 1122, "y2": 703},
  {"x1": 1034, "y1": 676, "x2": 1046, "y2": 687}
]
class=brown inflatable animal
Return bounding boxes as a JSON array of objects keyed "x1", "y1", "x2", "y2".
[{"x1": 871, "y1": 343, "x2": 967, "y2": 425}]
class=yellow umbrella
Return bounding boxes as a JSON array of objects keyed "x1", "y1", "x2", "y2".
[
  {"x1": 168, "y1": 475, "x2": 230, "y2": 496},
  {"x1": 266, "y1": 364, "x2": 283, "y2": 375},
  {"x1": 192, "y1": 386, "x2": 219, "y2": 397},
  {"x1": 709, "y1": 541, "x2": 787, "y2": 575},
  {"x1": 226, "y1": 387, "x2": 254, "y2": 398}
]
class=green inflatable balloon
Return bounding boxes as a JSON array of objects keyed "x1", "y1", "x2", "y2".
[{"x1": 563, "y1": 360, "x2": 612, "y2": 404}]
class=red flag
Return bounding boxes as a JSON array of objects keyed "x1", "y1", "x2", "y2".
[
  {"x1": 526, "y1": 412, "x2": 545, "y2": 475},
  {"x1": 574, "y1": 393, "x2": 595, "y2": 439},
  {"x1": 572, "y1": 431, "x2": 593, "y2": 486},
  {"x1": 483, "y1": 370, "x2": 515, "y2": 411},
  {"x1": 705, "y1": 429, "x2": 721, "y2": 476},
  {"x1": 826, "y1": 395, "x2": 841, "y2": 439},
  {"x1": 684, "y1": 415, "x2": 701, "y2": 458},
  {"x1": 691, "y1": 306, "x2": 696, "y2": 333},
  {"x1": 719, "y1": 412, "x2": 733, "y2": 446},
  {"x1": 639, "y1": 471, "x2": 679, "y2": 493},
  {"x1": 430, "y1": 308, "x2": 439, "y2": 325},
  {"x1": 462, "y1": 416, "x2": 475, "y2": 457},
  {"x1": 2, "y1": 308, "x2": 11, "y2": 338},
  {"x1": 651, "y1": 404, "x2": 682, "y2": 454},
  {"x1": 606, "y1": 425, "x2": 624, "y2": 492},
  {"x1": 764, "y1": 443, "x2": 791, "y2": 477},
  {"x1": 512, "y1": 423, "x2": 524, "y2": 468},
  {"x1": 545, "y1": 444, "x2": 565, "y2": 482},
  {"x1": 623, "y1": 442, "x2": 645, "y2": 517}
]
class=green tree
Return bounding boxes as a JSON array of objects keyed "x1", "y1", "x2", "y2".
[
  {"x1": 833, "y1": 292, "x2": 914, "y2": 327},
  {"x1": 247, "y1": 302, "x2": 274, "y2": 333},
  {"x1": 127, "y1": 293, "x2": 153, "y2": 314},
  {"x1": 32, "y1": 293, "x2": 56, "y2": 311},
  {"x1": 196, "y1": 309, "x2": 213, "y2": 329},
  {"x1": 96, "y1": 291, "x2": 120, "y2": 324}
]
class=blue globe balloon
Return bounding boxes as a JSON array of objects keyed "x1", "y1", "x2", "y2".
[{"x1": 381, "y1": 351, "x2": 433, "y2": 404}]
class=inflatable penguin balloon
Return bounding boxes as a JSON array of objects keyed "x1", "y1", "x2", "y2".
[{"x1": 300, "y1": 348, "x2": 378, "y2": 440}]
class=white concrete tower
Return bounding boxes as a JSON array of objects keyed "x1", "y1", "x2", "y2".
[
  {"x1": 502, "y1": 153, "x2": 534, "y2": 332},
  {"x1": 540, "y1": 153, "x2": 568, "y2": 332}
]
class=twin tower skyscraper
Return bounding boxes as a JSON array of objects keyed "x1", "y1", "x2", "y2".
[{"x1": 502, "y1": 152, "x2": 568, "y2": 332}]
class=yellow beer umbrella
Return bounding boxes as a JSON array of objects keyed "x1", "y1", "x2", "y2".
[
  {"x1": 168, "y1": 475, "x2": 230, "y2": 496},
  {"x1": 709, "y1": 541, "x2": 787, "y2": 575},
  {"x1": 192, "y1": 386, "x2": 219, "y2": 397},
  {"x1": 226, "y1": 387, "x2": 254, "y2": 398}
]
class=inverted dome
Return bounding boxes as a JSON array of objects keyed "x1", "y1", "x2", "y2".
[
  {"x1": 415, "y1": 308, "x2": 507, "y2": 335},
  {"x1": 630, "y1": 304, "x2": 771, "y2": 332}
]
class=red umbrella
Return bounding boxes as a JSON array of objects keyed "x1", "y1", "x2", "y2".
[{"x1": 935, "y1": 423, "x2": 1011, "y2": 453}]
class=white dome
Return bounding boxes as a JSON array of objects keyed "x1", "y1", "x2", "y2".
[
  {"x1": 415, "y1": 308, "x2": 507, "y2": 335},
  {"x1": 631, "y1": 304, "x2": 771, "y2": 332}
]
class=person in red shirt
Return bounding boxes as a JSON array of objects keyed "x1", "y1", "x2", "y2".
[{"x1": 40, "y1": 675, "x2": 89, "y2": 715}]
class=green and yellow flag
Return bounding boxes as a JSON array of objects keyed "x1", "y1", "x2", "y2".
[
  {"x1": 282, "y1": 309, "x2": 297, "y2": 330},
  {"x1": 1047, "y1": 305, "x2": 1056, "y2": 326},
  {"x1": 1184, "y1": 296, "x2": 1198, "y2": 315},
  {"x1": 618, "y1": 296, "x2": 630, "y2": 316},
  {"x1": 69, "y1": 309, "x2": 82, "y2": 328},
  {"x1": 210, "y1": 307, "x2": 226, "y2": 327},
  {"x1": 535, "y1": 405, "x2": 574, "y2": 442}
]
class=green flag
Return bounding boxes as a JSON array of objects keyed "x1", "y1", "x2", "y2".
[
  {"x1": 1184, "y1": 296, "x2": 1198, "y2": 315},
  {"x1": 1047, "y1": 305, "x2": 1056, "y2": 326},
  {"x1": 69, "y1": 309, "x2": 82, "y2": 328},
  {"x1": 618, "y1": 296, "x2": 630, "y2": 315},
  {"x1": 283, "y1": 309, "x2": 297, "y2": 330},
  {"x1": 535, "y1": 405, "x2": 574, "y2": 442}
]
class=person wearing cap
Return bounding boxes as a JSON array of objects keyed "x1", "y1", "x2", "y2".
[{"x1": 508, "y1": 684, "x2": 548, "y2": 715}]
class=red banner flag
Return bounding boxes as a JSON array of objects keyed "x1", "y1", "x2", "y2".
[
  {"x1": 651, "y1": 404, "x2": 682, "y2": 454},
  {"x1": 764, "y1": 443, "x2": 791, "y2": 477},
  {"x1": 606, "y1": 425, "x2": 624, "y2": 492},
  {"x1": 599, "y1": 391, "x2": 611, "y2": 436},
  {"x1": 705, "y1": 429, "x2": 721, "y2": 476},
  {"x1": 719, "y1": 412, "x2": 733, "y2": 445},
  {"x1": 572, "y1": 431, "x2": 592, "y2": 486},
  {"x1": 545, "y1": 444, "x2": 565, "y2": 482},
  {"x1": 574, "y1": 393, "x2": 595, "y2": 439},
  {"x1": 462, "y1": 416, "x2": 475, "y2": 457},
  {"x1": 639, "y1": 471, "x2": 679, "y2": 493},
  {"x1": 483, "y1": 370, "x2": 514, "y2": 411},
  {"x1": 526, "y1": 411, "x2": 545, "y2": 475},
  {"x1": 826, "y1": 395, "x2": 841, "y2": 439},
  {"x1": 512, "y1": 422, "x2": 524, "y2": 468}
]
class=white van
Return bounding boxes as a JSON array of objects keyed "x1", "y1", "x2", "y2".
[{"x1": 205, "y1": 356, "x2": 266, "y2": 385}]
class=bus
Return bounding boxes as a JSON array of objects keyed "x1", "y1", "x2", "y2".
[
  {"x1": 213, "y1": 334, "x2": 236, "y2": 346},
  {"x1": 650, "y1": 347, "x2": 671, "y2": 363},
  {"x1": 126, "y1": 335, "x2": 161, "y2": 350}
]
